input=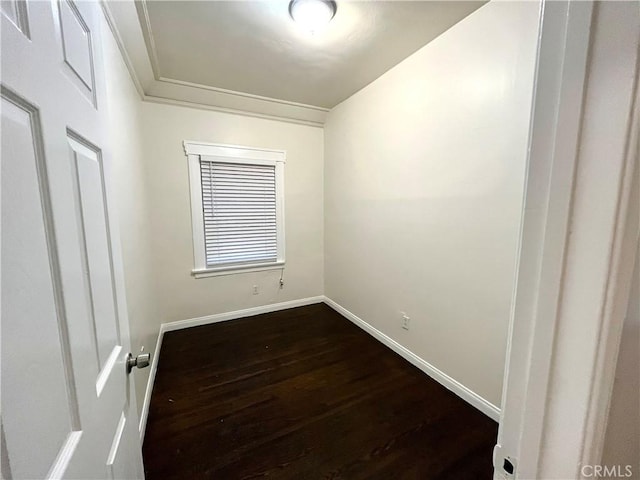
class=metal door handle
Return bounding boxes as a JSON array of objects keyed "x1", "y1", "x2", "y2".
[{"x1": 126, "y1": 352, "x2": 151, "y2": 373}]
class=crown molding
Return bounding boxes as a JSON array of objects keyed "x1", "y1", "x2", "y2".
[
  {"x1": 100, "y1": 1, "x2": 151, "y2": 99},
  {"x1": 144, "y1": 78, "x2": 327, "y2": 126},
  {"x1": 101, "y1": 0, "x2": 328, "y2": 126}
]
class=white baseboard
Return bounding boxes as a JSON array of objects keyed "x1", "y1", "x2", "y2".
[
  {"x1": 161, "y1": 296, "x2": 325, "y2": 333},
  {"x1": 323, "y1": 297, "x2": 501, "y2": 421},
  {"x1": 137, "y1": 296, "x2": 325, "y2": 441}
]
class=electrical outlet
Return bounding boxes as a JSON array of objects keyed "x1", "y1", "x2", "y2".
[
  {"x1": 401, "y1": 312, "x2": 410, "y2": 330},
  {"x1": 252, "y1": 285, "x2": 259, "y2": 295}
]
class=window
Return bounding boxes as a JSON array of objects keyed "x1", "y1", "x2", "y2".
[{"x1": 184, "y1": 141, "x2": 285, "y2": 277}]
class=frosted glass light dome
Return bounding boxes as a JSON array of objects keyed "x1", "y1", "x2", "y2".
[{"x1": 288, "y1": 0, "x2": 337, "y2": 33}]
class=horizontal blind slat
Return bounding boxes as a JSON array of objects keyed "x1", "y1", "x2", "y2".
[
  {"x1": 210, "y1": 164, "x2": 273, "y2": 174},
  {"x1": 204, "y1": 221, "x2": 277, "y2": 227},
  {"x1": 206, "y1": 189, "x2": 276, "y2": 195},
  {"x1": 208, "y1": 206, "x2": 276, "y2": 212},
  {"x1": 207, "y1": 253, "x2": 278, "y2": 263},
  {"x1": 207, "y1": 237, "x2": 277, "y2": 244},
  {"x1": 204, "y1": 215, "x2": 276, "y2": 221},
  {"x1": 204, "y1": 227, "x2": 276, "y2": 232},
  {"x1": 206, "y1": 239, "x2": 277, "y2": 248},
  {"x1": 206, "y1": 168, "x2": 274, "y2": 176},
  {"x1": 206, "y1": 249, "x2": 278, "y2": 257},
  {"x1": 207, "y1": 250, "x2": 277, "y2": 259},
  {"x1": 209, "y1": 178, "x2": 275, "y2": 186}
]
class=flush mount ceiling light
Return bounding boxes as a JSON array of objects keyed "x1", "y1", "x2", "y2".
[{"x1": 288, "y1": 0, "x2": 337, "y2": 33}]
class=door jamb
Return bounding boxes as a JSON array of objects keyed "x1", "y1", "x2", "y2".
[{"x1": 496, "y1": 1, "x2": 640, "y2": 478}]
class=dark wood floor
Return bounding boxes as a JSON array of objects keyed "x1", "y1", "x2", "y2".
[{"x1": 143, "y1": 303, "x2": 497, "y2": 479}]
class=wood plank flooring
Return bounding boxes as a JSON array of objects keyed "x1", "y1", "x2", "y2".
[{"x1": 142, "y1": 303, "x2": 497, "y2": 479}]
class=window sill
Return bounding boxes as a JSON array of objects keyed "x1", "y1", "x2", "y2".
[{"x1": 192, "y1": 261, "x2": 285, "y2": 278}]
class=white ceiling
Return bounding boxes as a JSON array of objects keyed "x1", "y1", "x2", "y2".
[{"x1": 137, "y1": 1, "x2": 486, "y2": 109}]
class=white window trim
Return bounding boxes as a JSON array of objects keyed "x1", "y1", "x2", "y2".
[{"x1": 183, "y1": 141, "x2": 286, "y2": 278}]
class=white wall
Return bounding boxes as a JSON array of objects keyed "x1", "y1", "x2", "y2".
[
  {"x1": 138, "y1": 103, "x2": 324, "y2": 324},
  {"x1": 102, "y1": 15, "x2": 159, "y2": 416},
  {"x1": 324, "y1": 1, "x2": 539, "y2": 408}
]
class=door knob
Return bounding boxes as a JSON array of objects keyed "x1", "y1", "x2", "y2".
[{"x1": 126, "y1": 351, "x2": 151, "y2": 373}]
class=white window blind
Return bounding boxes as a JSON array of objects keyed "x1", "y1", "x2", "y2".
[{"x1": 200, "y1": 160, "x2": 278, "y2": 267}]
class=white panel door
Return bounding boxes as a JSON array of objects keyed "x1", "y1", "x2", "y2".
[{"x1": 1, "y1": 1, "x2": 145, "y2": 478}]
